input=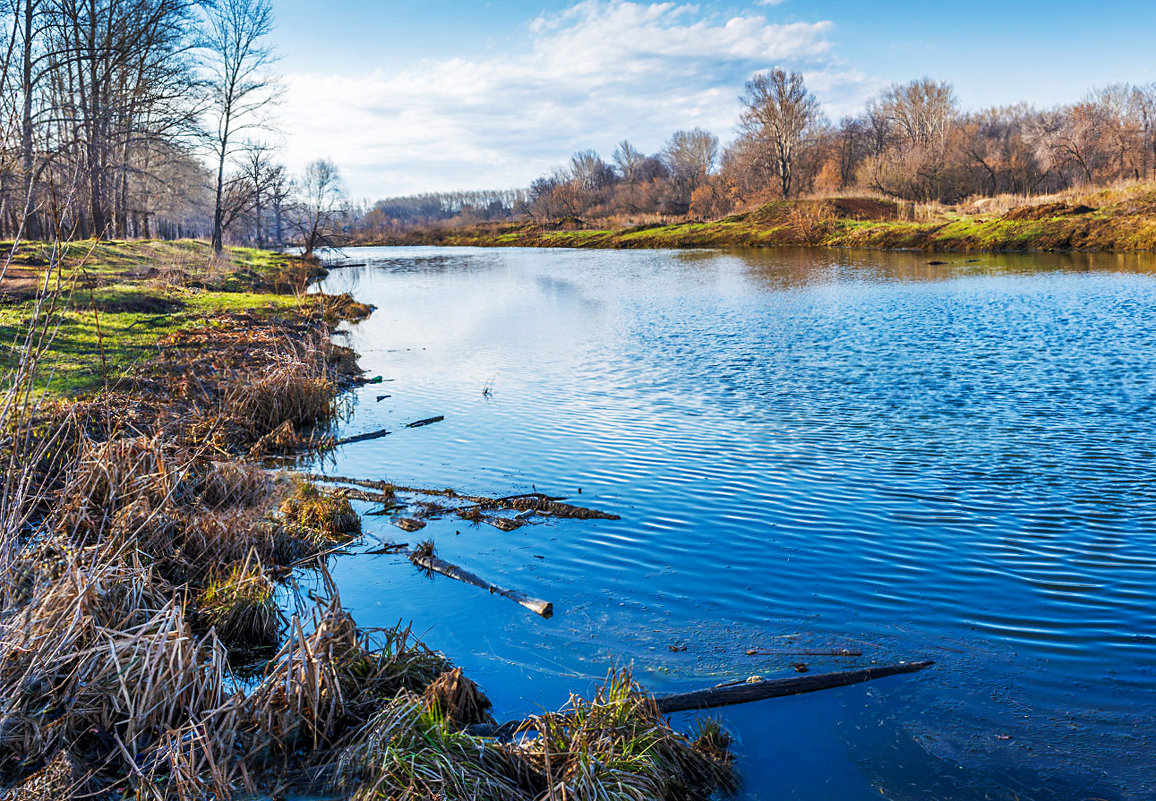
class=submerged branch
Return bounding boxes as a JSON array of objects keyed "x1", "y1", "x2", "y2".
[{"x1": 410, "y1": 542, "x2": 554, "y2": 618}]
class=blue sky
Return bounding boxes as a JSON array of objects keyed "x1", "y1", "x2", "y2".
[{"x1": 268, "y1": 0, "x2": 1156, "y2": 199}]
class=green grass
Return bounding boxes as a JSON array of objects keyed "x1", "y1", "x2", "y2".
[{"x1": 0, "y1": 240, "x2": 315, "y2": 396}]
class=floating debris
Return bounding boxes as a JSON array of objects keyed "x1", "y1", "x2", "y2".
[
  {"x1": 392, "y1": 517, "x2": 426, "y2": 532},
  {"x1": 484, "y1": 516, "x2": 524, "y2": 532},
  {"x1": 330, "y1": 427, "x2": 391, "y2": 446}
]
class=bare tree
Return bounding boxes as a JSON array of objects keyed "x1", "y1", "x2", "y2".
[
  {"x1": 877, "y1": 78, "x2": 958, "y2": 148},
  {"x1": 202, "y1": 0, "x2": 278, "y2": 254},
  {"x1": 661, "y1": 128, "x2": 717, "y2": 212},
  {"x1": 267, "y1": 161, "x2": 289, "y2": 244},
  {"x1": 295, "y1": 158, "x2": 346, "y2": 258},
  {"x1": 740, "y1": 69, "x2": 821, "y2": 197},
  {"x1": 612, "y1": 140, "x2": 643, "y2": 183}
]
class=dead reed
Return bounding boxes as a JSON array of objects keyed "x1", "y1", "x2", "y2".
[
  {"x1": 278, "y1": 479, "x2": 362, "y2": 541},
  {"x1": 197, "y1": 552, "x2": 283, "y2": 646}
]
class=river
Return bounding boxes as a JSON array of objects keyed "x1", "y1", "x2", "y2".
[{"x1": 313, "y1": 245, "x2": 1156, "y2": 800}]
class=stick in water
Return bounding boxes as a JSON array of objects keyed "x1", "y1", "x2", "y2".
[
  {"x1": 410, "y1": 545, "x2": 553, "y2": 618},
  {"x1": 331, "y1": 428, "x2": 391, "y2": 446}
]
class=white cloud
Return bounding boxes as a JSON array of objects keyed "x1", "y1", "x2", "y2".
[{"x1": 279, "y1": 0, "x2": 871, "y2": 198}]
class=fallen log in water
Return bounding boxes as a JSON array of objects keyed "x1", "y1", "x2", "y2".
[
  {"x1": 299, "y1": 473, "x2": 620, "y2": 520},
  {"x1": 406, "y1": 415, "x2": 444, "y2": 428},
  {"x1": 330, "y1": 428, "x2": 391, "y2": 447},
  {"x1": 745, "y1": 648, "x2": 862, "y2": 657},
  {"x1": 655, "y1": 660, "x2": 934, "y2": 714},
  {"x1": 467, "y1": 660, "x2": 933, "y2": 739},
  {"x1": 410, "y1": 544, "x2": 553, "y2": 618}
]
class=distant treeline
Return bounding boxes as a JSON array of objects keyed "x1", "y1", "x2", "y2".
[
  {"x1": 352, "y1": 73, "x2": 1156, "y2": 233},
  {"x1": 356, "y1": 190, "x2": 526, "y2": 234}
]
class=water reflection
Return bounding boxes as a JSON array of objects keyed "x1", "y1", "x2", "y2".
[{"x1": 315, "y1": 246, "x2": 1156, "y2": 801}]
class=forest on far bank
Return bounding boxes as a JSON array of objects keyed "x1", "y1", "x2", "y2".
[{"x1": 351, "y1": 73, "x2": 1156, "y2": 238}]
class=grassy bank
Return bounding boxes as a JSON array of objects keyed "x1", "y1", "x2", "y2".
[
  {"x1": 0, "y1": 240, "x2": 362, "y2": 396},
  {"x1": 0, "y1": 239, "x2": 734, "y2": 800},
  {"x1": 382, "y1": 183, "x2": 1156, "y2": 253}
]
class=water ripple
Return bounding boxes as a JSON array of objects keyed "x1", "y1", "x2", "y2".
[{"x1": 317, "y1": 247, "x2": 1156, "y2": 801}]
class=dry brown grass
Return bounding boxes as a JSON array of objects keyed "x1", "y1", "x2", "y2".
[
  {"x1": 423, "y1": 667, "x2": 495, "y2": 729},
  {"x1": 279, "y1": 479, "x2": 361, "y2": 541},
  {"x1": 197, "y1": 553, "x2": 283, "y2": 647},
  {"x1": 224, "y1": 360, "x2": 336, "y2": 437}
]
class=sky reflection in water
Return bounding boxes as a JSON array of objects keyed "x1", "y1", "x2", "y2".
[{"x1": 314, "y1": 247, "x2": 1156, "y2": 801}]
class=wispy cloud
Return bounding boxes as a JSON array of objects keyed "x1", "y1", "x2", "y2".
[{"x1": 279, "y1": 0, "x2": 872, "y2": 198}]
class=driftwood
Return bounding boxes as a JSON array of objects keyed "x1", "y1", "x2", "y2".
[
  {"x1": 299, "y1": 474, "x2": 620, "y2": 520},
  {"x1": 410, "y1": 550, "x2": 553, "y2": 618},
  {"x1": 654, "y1": 660, "x2": 934, "y2": 714},
  {"x1": 467, "y1": 660, "x2": 932, "y2": 739},
  {"x1": 331, "y1": 428, "x2": 391, "y2": 447},
  {"x1": 407, "y1": 415, "x2": 445, "y2": 428},
  {"x1": 365, "y1": 542, "x2": 408, "y2": 554}
]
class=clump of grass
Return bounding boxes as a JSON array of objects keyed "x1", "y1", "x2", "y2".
[
  {"x1": 313, "y1": 292, "x2": 374, "y2": 324},
  {"x1": 54, "y1": 434, "x2": 190, "y2": 541},
  {"x1": 199, "y1": 460, "x2": 271, "y2": 509},
  {"x1": 245, "y1": 594, "x2": 450, "y2": 761},
  {"x1": 332, "y1": 695, "x2": 525, "y2": 801},
  {"x1": 225, "y1": 359, "x2": 336, "y2": 437},
  {"x1": 180, "y1": 507, "x2": 310, "y2": 576},
  {"x1": 0, "y1": 550, "x2": 236, "y2": 790},
  {"x1": 422, "y1": 667, "x2": 494, "y2": 729},
  {"x1": 197, "y1": 555, "x2": 283, "y2": 647},
  {"x1": 328, "y1": 668, "x2": 736, "y2": 801},
  {"x1": 513, "y1": 669, "x2": 737, "y2": 801},
  {"x1": 279, "y1": 480, "x2": 361, "y2": 540},
  {"x1": 248, "y1": 418, "x2": 307, "y2": 457}
]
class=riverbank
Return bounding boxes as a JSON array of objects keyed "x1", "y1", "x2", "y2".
[
  {"x1": 0, "y1": 240, "x2": 733, "y2": 800},
  {"x1": 375, "y1": 183, "x2": 1156, "y2": 253}
]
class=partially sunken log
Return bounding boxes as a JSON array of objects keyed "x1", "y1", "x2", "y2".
[
  {"x1": 655, "y1": 660, "x2": 935, "y2": 714},
  {"x1": 410, "y1": 544, "x2": 553, "y2": 618},
  {"x1": 330, "y1": 427, "x2": 391, "y2": 447},
  {"x1": 467, "y1": 660, "x2": 933, "y2": 739},
  {"x1": 300, "y1": 473, "x2": 620, "y2": 520}
]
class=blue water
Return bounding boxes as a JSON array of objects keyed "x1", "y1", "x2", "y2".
[{"x1": 314, "y1": 246, "x2": 1156, "y2": 800}]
